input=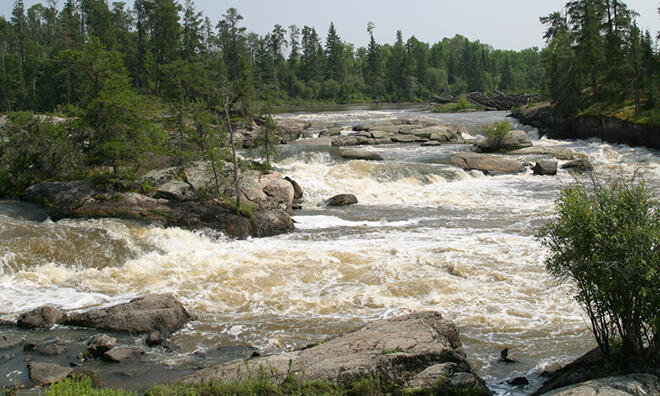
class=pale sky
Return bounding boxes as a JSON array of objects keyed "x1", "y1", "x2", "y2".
[{"x1": 2, "y1": 0, "x2": 659, "y2": 51}]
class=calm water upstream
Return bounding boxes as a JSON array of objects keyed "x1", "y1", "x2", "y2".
[{"x1": 1, "y1": 107, "x2": 659, "y2": 394}]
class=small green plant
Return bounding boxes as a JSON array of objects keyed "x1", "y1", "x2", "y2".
[
  {"x1": 481, "y1": 120, "x2": 511, "y2": 151},
  {"x1": 537, "y1": 178, "x2": 659, "y2": 359},
  {"x1": 140, "y1": 179, "x2": 155, "y2": 195},
  {"x1": 381, "y1": 346, "x2": 403, "y2": 355}
]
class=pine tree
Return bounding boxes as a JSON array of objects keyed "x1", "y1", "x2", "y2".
[
  {"x1": 182, "y1": 0, "x2": 204, "y2": 60},
  {"x1": 324, "y1": 22, "x2": 344, "y2": 82}
]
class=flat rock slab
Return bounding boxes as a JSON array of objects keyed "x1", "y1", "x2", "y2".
[
  {"x1": 339, "y1": 148, "x2": 383, "y2": 161},
  {"x1": 509, "y1": 146, "x2": 575, "y2": 160},
  {"x1": 449, "y1": 152, "x2": 525, "y2": 175},
  {"x1": 182, "y1": 312, "x2": 490, "y2": 395},
  {"x1": 64, "y1": 294, "x2": 193, "y2": 336},
  {"x1": 28, "y1": 362, "x2": 72, "y2": 385},
  {"x1": 540, "y1": 374, "x2": 660, "y2": 396}
]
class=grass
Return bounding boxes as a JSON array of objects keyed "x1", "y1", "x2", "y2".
[
  {"x1": 430, "y1": 97, "x2": 483, "y2": 113},
  {"x1": 44, "y1": 377, "x2": 134, "y2": 396}
]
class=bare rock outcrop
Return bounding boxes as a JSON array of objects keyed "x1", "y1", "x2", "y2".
[
  {"x1": 17, "y1": 306, "x2": 66, "y2": 330},
  {"x1": 449, "y1": 152, "x2": 525, "y2": 176},
  {"x1": 181, "y1": 312, "x2": 491, "y2": 395},
  {"x1": 64, "y1": 294, "x2": 192, "y2": 337}
]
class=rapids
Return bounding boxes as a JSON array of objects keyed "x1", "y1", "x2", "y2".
[{"x1": 1, "y1": 107, "x2": 658, "y2": 394}]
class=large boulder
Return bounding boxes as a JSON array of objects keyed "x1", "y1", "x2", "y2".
[
  {"x1": 449, "y1": 153, "x2": 525, "y2": 175},
  {"x1": 326, "y1": 194, "x2": 358, "y2": 207},
  {"x1": 533, "y1": 160, "x2": 558, "y2": 176},
  {"x1": 64, "y1": 294, "x2": 193, "y2": 337},
  {"x1": 275, "y1": 119, "x2": 312, "y2": 142},
  {"x1": 17, "y1": 306, "x2": 66, "y2": 330},
  {"x1": 103, "y1": 346, "x2": 146, "y2": 363},
  {"x1": 28, "y1": 362, "x2": 72, "y2": 386},
  {"x1": 540, "y1": 374, "x2": 660, "y2": 396},
  {"x1": 476, "y1": 130, "x2": 532, "y2": 153},
  {"x1": 284, "y1": 177, "x2": 303, "y2": 200},
  {"x1": 181, "y1": 312, "x2": 491, "y2": 395}
]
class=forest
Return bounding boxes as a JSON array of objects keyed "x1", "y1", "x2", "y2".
[
  {"x1": 541, "y1": 1, "x2": 660, "y2": 121},
  {"x1": 0, "y1": 0, "x2": 545, "y2": 112}
]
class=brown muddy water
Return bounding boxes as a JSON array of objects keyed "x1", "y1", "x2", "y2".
[{"x1": 1, "y1": 108, "x2": 659, "y2": 394}]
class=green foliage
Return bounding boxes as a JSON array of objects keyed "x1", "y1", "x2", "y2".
[
  {"x1": 481, "y1": 120, "x2": 512, "y2": 150},
  {"x1": 0, "y1": 112, "x2": 83, "y2": 194},
  {"x1": 430, "y1": 97, "x2": 480, "y2": 113},
  {"x1": 538, "y1": 179, "x2": 660, "y2": 359},
  {"x1": 44, "y1": 376, "x2": 133, "y2": 396}
]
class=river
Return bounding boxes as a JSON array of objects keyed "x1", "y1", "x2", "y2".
[{"x1": 1, "y1": 107, "x2": 658, "y2": 394}]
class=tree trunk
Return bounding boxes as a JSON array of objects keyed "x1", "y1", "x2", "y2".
[{"x1": 224, "y1": 104, "x2": 240, "y2": 213}]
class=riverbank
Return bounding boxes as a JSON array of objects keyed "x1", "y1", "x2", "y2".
[{"x1": 511, "y1": 102, "x2": 660, "y2": 150}]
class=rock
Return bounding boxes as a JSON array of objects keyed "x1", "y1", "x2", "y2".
[
  {"x1": 331, "y1": 136, "x2": 358, "y2": 147},
  {"x1": 291, "y1": 137, "x2": 333, "y2": 146},
  {"x1": 562, "y1": 159, "x2": 593, "y2": 173},
  {"x1": 0, "y1": 335, "x2": 23, "y2": 350},
  {"x1": 339, "y1": 148, "x2": 383, "y2": 161},
  {"x1": 421, "y1": 141, "x2": 444, "y2": 147},
  {"x1": 392, "y1": 134, "x2": 422, "y2": 143},
  {"x1": 539, "y1": 374, "x2": 660, "y2": 396},
  {"x1": 509, "y1": 146, "x2": 575, "y2": 160},
  {"x1": 103, "y1": 346, "x2": 145, "y2": 363},
  {"x1": 275, "y1": 119, "x2": 311, "y2": 142},
  {"x1": 17, "y1": 306, "x2": 66, "y2": 330},
  {"x1": 449, "y1": 153, "x2": 525, "y2": 176},
  {"x1": 533, "y1": 160, "x2": 558, "y2": 176},
  {"x1": 498, "y1": 347, "x2": 516, "y2": 363},
  {"x1": 182, "y1": 312, "x2": 491, "y2": 395},
  {"x1": 1, "y1": 353, "x2": 16, "y2": 363},
  {"x1": 404, "y1": 362, "x2": 470, "y2": 388},
  {"x1": 507, "y1": 376, "x2": 529, "y2": 386},
  {"x1": 28, "y1": 362, "x2": 72, "y2": 385},
  {"x1": 87, "y1": 334, "x2": 117, "y2": 356},
  {"x1": 476, "y1": 130, "x2": 533, "y2": 152},
  {"x1": 318, "y1": 128, "x2": 341, "y2": 137},
  {"x1": 284, "y1": 177, "x2": 303, "y2": 200},
  {"x1": 64, "y1": 294, "x2": 193, "y2": 336},
  {"x1": 326, "y1": 194, "x2": 358, "y2": 207},
  {"x1": 0, "y1": 319, "x2": 15, "y2": 327},
  {"x1": 36, "y1": 342, "x2": 67, "y2": 356},
  {"x1": 23, "y1": 172, "x2": 295, "y2": 239}
]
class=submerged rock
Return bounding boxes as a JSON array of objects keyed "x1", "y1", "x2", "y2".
[
  {"x1": 28, "y1": 362, "x2": 72, "y2": 385},
  {"x1": 103, "y1": 346, "x2": 145, "y2": 363},
  {"x1": 0, "y1": 334, "x2": 24, "y2": 350},
  {"x1": 17, "y1": 306, "x2": 66, "y2": 330},
  {"x1": 182, "y1": 312, "x2": 490, "y2": 395},
  {"x1": 449, "y1": 152, "x2": 525, "y2": 176},
  {"x1": 64, "y1": 294, "x2": 193, "y2": 337},
  {"x1": 326, "y1": 194, "x2": 358, "y2": 207}
]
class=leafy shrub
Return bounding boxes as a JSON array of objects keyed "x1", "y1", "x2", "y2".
[
  {"x1": 481, "y1": 121, "x2": 512, "y2": 150},
  {"x1": 45, "y1": 376, "x2": 133, "y2": 396},
  {"x1": 537, "y1": 179, "x2": 659, "y2": 359}
]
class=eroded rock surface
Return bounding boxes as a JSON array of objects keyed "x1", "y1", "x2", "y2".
[
  {"x1": 181, "y1": 312, "x2": 490, "y2": 395},
  {"x1": 449, "y1": 152, "x2": 525, "y2": 175}
]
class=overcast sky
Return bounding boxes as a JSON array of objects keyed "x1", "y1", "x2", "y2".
[{"x1": 2, "y1": 0, "x2": 659, "y2": 51}]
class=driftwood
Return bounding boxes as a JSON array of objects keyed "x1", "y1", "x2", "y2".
[{"x1": 433, "y1": 91, "x2": 541, "y2": 111}]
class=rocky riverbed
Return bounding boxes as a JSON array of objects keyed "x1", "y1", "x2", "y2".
[{"x1": 2, "y1": 107, "x2": 659, "y2": 395}]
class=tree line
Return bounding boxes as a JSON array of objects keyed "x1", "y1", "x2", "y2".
[
  {"x1": 541, "y1": 0, "x2": 660, "y2": 119},
  {"x1": 0, "y1": 0, "x2": 545, "y2": 113}
]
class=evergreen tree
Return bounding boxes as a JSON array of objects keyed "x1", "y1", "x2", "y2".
[
  {"x1": 324, "y1": 22, "x2": 344, "y2": 82},
  {"x1": 182, "y1": 0, "x2": 204, "y2": 60}
]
